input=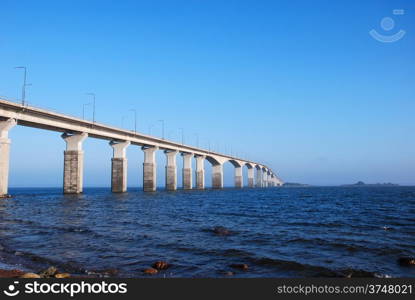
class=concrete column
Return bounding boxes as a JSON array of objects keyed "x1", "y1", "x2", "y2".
[
  {"x1": 234, "y1": 166, "x2": 243, "y2": 188},
  {"x1": 165, "y1": 150, "x2": 178, "y2": 191},
  {"x1": 110, "y1": 141, "x2": 130, "y2": 193},
  {"x1": 212, "y1": 164, "x2": 223, "y2": 189},
  {"x1": 256, "y1": 168, "x2": 262, "y2": 187},
  {"x1": 247, "y1": 168, "x2": 255, "y2": 188},
  {"x1": 182, "y1": 153, "x2": 193, "y2": 190},
  {"x1": 0, "y1": 119, "x2": 16, "y2": 197},
  {"x1": 262, "y1": 171, "x2": 268, "y2": 187},
  {"x1": 62, "y1": 132, "x2": 88, "y2": 194},
  {"x1": 195, "y1": 155, "x2": 205, "y2": 189},
  {"x1": 142, "y1": 146, "x2": 158, "y2": 192}
]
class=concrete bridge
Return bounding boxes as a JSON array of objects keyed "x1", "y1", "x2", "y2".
[{"x1": 0, "y1": 98, "x2": 283, "y2": 196}]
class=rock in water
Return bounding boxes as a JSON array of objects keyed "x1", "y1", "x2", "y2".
[
  {"x1": 152, "y1": 261, "x2": 169, "y2": 270},
  {"x1": 39, "y1": 266, "x2": 58, "y2": 278},
  {"x1": 229, "y1": 264, "x2": 249, "y2": 271},
  {"x1": 398, "y1": 257, "x2": 415, "y2": 266},
  {"x1": 20, "y1": 273, "x2": 41, "y2": 278},
  {"x1": 143, "y1": 268, "x2": 158, "y2": 275},
  {"x1": 213, "y1": 226, "x2": 231, "y2": 236}
]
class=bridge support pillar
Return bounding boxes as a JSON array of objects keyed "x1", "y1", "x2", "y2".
[
  {"x1": 142, "y1": 146, "x2": 158, "y2": 192},
  {"x1": 262, "y1": 171, "x2": 268, "y2": 187},
  {"x1": 165, "y1": 150, "x2": 178, "y2": 191},
  {"x1": 195, "y1": 155, "x2": 205, "y2": 189},
  {"x1": 212, "y1": 164, "x2": 223, "y2": 189},
  {"x1": 110, "y1": 141, "x2": 130, "y2": 193},
  {"x1": 62, "y1": 133, "x2": 88, "y2": 194},
  {"x1": 182, "y1": 153, "x2": 193, "y2": 190},
  {"x1": 256, "y1": 168, "x2": 262, "y2": 187},
  {"x1": 0, "y1": 119, "x2": 16, "y2": 197},
  {"x1": 235, "y1": 166, "x2": 243, "y2": 188},
  {"x1": 247, "y1": 168, "x2": 255, "y2": 188}
]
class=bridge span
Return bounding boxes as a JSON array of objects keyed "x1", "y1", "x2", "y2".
[{"x1": 0, "y1": 98, "x2": 283, "y2": 196}]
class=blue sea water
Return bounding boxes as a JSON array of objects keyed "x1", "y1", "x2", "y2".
[{"x1": 0, "y1": 186, "x2": 414, "y2": 278}]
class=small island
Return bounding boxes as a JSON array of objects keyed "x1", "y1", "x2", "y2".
[{"x1": 342, "y1": 181, "x2": 399, "y2": 187}]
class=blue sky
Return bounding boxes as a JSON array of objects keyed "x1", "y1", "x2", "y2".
[{"x1": 1, "y1": 0, "x2": 414, "y2": 187}]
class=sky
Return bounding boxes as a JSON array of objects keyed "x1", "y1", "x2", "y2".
[{"x1": 1, "y1": 0, "x2": 414, "y2": 187}]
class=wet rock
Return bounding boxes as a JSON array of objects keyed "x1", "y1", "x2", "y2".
[
  {"x1": 39, "y1": 266, "x2": 58, "y2": 278},
  {"x1": 229, "y1": 264, "x2": 249, "y2": 271},
  {"x1": 225, "y1": 271, "x2": 234, "y2": 276},
  {"x1": 398, "y1": 257, "x2": 415, "y2": 266},
  {"x1": 55, "y1": 273, "x2": 71, "y2": 278},
  {"x1": 143, "y1": 268, "x2": 158, "y2": 275},
  {"x1": 152, "y1": 261, "x2": 169, "y2": 270},
  {"x1": 213, "y1": 226, "x2": 231, "y2": 236},
  {"x1": 0, "y1": 269, "x2": 25, "y2": 278},
  {"x1": 20, "y1": 273, "x2": 41, "y2": 278},
  {"x1": 14, "y1": 251, "x2": 23, "y2": 256}
]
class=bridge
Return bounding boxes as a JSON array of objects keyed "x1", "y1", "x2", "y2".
[{"x1": 0, "y1": 98, "x2": 283, "y2": 197}]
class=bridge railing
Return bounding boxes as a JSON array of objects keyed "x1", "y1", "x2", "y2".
[{"x1": 0, "y1": 95, "x2": 263, "y2": 168}]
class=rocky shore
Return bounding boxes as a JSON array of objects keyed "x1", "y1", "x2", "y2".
[
  {"x1": 0, "y1": 227, "x2": 413, "y2": 279},
  {"x1": 0, "y1": 266, "x2": 70, "y2": 279},
  {"x1": 1, "y1": 256, "x2": 413, "y2": 278}
]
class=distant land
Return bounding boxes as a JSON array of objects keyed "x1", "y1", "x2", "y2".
[
  {"x1": 282, "y1": 181, "x2": 400, "y2": 187},
  {"x1": 341, "y1": 181, "x2": 399, "y2": 187},
  {"x1": 282, "y1": 182, "x2": 311, "y2": 187}
]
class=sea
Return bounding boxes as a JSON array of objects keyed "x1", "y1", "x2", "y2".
[{"x1": 0, "y1": 186, "x2": 414, "y2": 278}]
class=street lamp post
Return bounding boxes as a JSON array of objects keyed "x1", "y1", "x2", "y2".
[
  {"x1": 179, "y1": 128, "x2": 184, "y2": 145},
  {"x1": 15, "y1": 66, "x2": 28, "y2": 106},
  {"x1": 130, "y1": 109, "x2": 137, "y2": 133},
  {"x1": 158, "y1": 120, "x2": 165, "y2": 140},
  {"x1": 86, "y1": 93, "x2": 96, "y2": 123}
]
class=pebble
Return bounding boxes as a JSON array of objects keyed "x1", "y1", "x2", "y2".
[
  {"x1": 20, "y1": 273, "x2": 41, "y2": 278},
  {"x1": 152, "y1": 261, "x2": 169, "y2": 270},
  {"x1": 143, "y1": 268, "x2": 158, "y2": 275},
  {"x1": 55, "y1": 273, "x2": 71, "y2": 278},
  {"x1": 398, "y1": 257, "x2": 415, "y2": 266}
]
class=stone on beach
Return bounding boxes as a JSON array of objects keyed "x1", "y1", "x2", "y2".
[
  {"x1": 55, "y1": 273, "x2": 71, "y2": 278},
  {"x1": 398, "y1": 257, "x2": 415, "y2": 266},
  {"x1": 39, "y1": 266, "x2": 58, "y2": 278},
  {"x1": 20, "y1": 273, "x2": 41, "y2": 278},
  {"x1": 152, "y1": 261, "x2": 169, "y2": 270},
  {"x1": 143, "y1": 268, "x2": 158, "y2": 275},
  {"x1": 0, "y1": 269, "x2": 25, "y2": 278}
]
